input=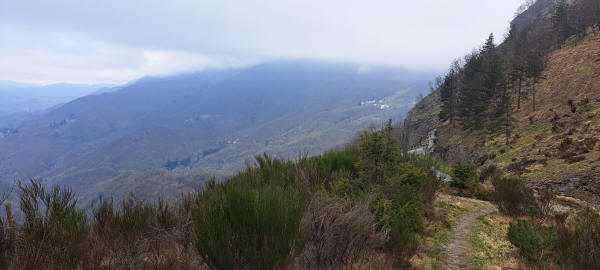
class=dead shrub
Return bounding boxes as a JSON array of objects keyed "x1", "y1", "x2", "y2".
[
  {"x1": 536, "y1": 190, "x2": 554, "y2": 218},
  {"x1": 535, "y1": 134, "x2": 546, "y2": 141},
  {"x1": 568, "y1": 99, "x2": 577, "y2": 113},
  {"x1": 556, "y1": 209, "x2": 600, "y2": 269},
  {"x1": 478, "y1": 164, "x2": 499, "y2": 182},
  {"x1": 294, "y1": 196, "x2": 385, "y2": 269},
  {"x1": 566, "y1": 155, "x2": 586, "y2": 164},
  {"x1": 558, "y1": 137, "x2": 573, "y2": 151},
  {"x1": 577, "y1": 97, "x2": 590, "y2": 107},
  {"x1": 559, "y1": 151, "x2": 577, "y2": 160},
  {"x1": 491, "y1": 176, "x2": 536, "y2": 216},
  {"x1": 506, "y1": 158, "x2": 535, "y2": 176},
  {"x1": 90, "y1": 196, "x2": 199, "y2": 270},
  {"x1": 583, "y1": 137, "x2": 598, "y2": 150}
]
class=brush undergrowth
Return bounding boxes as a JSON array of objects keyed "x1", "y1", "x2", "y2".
[{"x1": 0, "y1": 122, "x2": 440, "y2": 269}]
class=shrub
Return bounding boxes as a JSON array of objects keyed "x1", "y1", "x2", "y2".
[
  {"x1": 507, "y1": 219, "x2": 557, "y2": 264},
  {"x1": 568, "y1": 99, "x2": 577, "y2": 113},
  {"x1": 16, "y1": 178, "x2": 89, "y2": 269},
  {"x1": 558, "y1": 137, "x2": 573, "y2": 151},
  {"x1": 295, "y1": 196, "x2": 385, "y2": 269},
  {"x1": 91, "y1": 195, "x2": 199, "y2": 269},
  {"x1": 357, "y1": 120, "x2": 399, "y2": 185},
  {"x1": 333, "y1": 177, "x2": 366, "y2": 199},
  {"x1": 491, "y1": 176, "x2": 535, "y2": 216},
  {"x1": 556, "y1": 209, "x2": 600, "y2": 269},
  {"x1": 194, "y1": 183, "x2": 304, "y2": 270},
  {"x1": 451, "y1": 161, "x2": 476, "y2": 189},
  {"x1": 0, "y1": 203, "x2": 16, "y2": 270},
  {"x1": 478, "y1": 164, "x2": 498, "y2": 182},
  {"x1": 506, "y1": 160, "x2": 531, "y2": 176},
  {"x1": 317, "y1": 148, "x2": 358, "y2": 173},
  {"x1": 371, "y1": 163, "x2": 437, "y2": 263},
  {"x1": 583, "y1": 137, "x2": 598, "y2": 150}
]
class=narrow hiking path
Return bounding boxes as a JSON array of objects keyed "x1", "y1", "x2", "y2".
[{"x1": 439, "y1": 195, "x2": 498, "y2": 270}]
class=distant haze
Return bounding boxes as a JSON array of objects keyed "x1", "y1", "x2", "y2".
[{"x1": 0, "y1": 0, "x2": 524, "y2": 84}]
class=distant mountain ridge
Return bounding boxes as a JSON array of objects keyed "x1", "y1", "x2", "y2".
[
  {"x1": 0, "y1": 60, "x2": 433, "y2": 205},
  {"x1": 0, "y1": 81, "x2": 114, "y2": 115}
]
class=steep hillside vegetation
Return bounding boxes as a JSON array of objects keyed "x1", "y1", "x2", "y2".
[
  {"x1": 481, "y1": 29, "x2": 600, "y2": 205},
  {"x1": 403, "y1": 0, "x2": 600, "y2": 207},
  {"x1": 0, "y1": 124, "x2": 444, "y2": 269},
  {"x1": 399, "y1": 1, "x2": 600, "y2": 266}
]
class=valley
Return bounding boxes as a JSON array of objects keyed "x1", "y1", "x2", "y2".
[
  {"x1": 2, "y1": 0, "x2": 600, "y2": 269},
  {"x1": 0, "y1": 61, "x2": 432, "y2": 205}
]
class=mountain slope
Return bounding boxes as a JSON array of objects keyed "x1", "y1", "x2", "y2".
[
  {"x1": 403, "y1": 26, "x2": 600, "y2": 206},
  {"x1": 0, "y1": 60, "x2": 432, "y2": 204}
]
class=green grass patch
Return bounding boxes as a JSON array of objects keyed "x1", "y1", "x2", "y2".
[
  {"x1": 422, "y1": 229, "x2": 450, "y2": 269},
  {"x1": 469, "y1": 215, "x2": 517, "y2": 270}
]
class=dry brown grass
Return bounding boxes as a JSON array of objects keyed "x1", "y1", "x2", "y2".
[{"x1": 515, "y1": 26, "x2": 600, "y2": 124}]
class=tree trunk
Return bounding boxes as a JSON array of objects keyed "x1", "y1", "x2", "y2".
[
  {"x1": 506, "y1": 111, "x2": 510, "y2": 145},
  {"x1": 517, "y1": 77, "x2": 522, "y2": 110},
  {"x1": 532, "y1": 78, "x2": 536, "y2": 112},
  {"x1": 504, "y1": 76, "x2": 510, "y2": 145}
]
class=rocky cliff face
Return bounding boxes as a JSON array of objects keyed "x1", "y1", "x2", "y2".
[{"x1": 399, "y1": 89, "x2": 440, "y2": 152}]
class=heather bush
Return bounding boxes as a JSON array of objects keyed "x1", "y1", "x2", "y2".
[
  {"x1": 16, "y1": 178, "x2": 89, "y2": 269},
  {"x1": 193, "y1": 182, "x2": 304, "y2": 270},
  {"x1": 316, "y1": 148, "x2": 358, "y2": 173}
]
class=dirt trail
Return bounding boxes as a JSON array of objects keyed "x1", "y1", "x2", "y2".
[{"x1": 441, "y1": 195, "x2": 498, "y2": 270}]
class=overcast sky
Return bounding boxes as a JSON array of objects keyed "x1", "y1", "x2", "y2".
[{"x1": 0, "y1": 0, "x2": 525, "y2": 84}]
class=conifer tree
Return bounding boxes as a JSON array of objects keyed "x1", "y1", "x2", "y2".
[
  {"x1": 457, "y1": 34, "x2": 503, "y2": 129},
  {"x1": 552, "y1": 0, "x2": 572, "y2": 42},
  {"x1": 526, "y1": 52, "x2": 544, "y2": 112},
  {"x1": 439, "y1": 70, "x2": 457, "y2": 124}
]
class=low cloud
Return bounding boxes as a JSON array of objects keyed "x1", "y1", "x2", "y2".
[{"x1": 0, "y1": 0, "x2": 524, "y2": 84}]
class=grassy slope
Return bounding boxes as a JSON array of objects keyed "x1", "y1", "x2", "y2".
[{"x1": 469, "y1": 214, "x2": 522, "y2": 269}]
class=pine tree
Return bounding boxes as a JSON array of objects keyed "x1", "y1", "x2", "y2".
[
  {"x1": 457, "y1": 52, "x2": 487, "y2": 128},
  {"x1": 439, "y1": 71, "x2": 455, "y2": 122},
  {"x1": 552, "y1": 0, "x2": 572, "y2": 42},
  {"x1": 526, "y1": 52, "x2": 545, "y2": 112},
  {"x1": 457, "y1": 34, "x2": 503, "y2": 129}
]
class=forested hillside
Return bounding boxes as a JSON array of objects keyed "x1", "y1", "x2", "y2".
[
  {"x1": 398, "y1": 0, "x2": 600, "y2": 268},
  {"x1": 403, "y1": 0, "x2": 600, "y2": 204}
]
